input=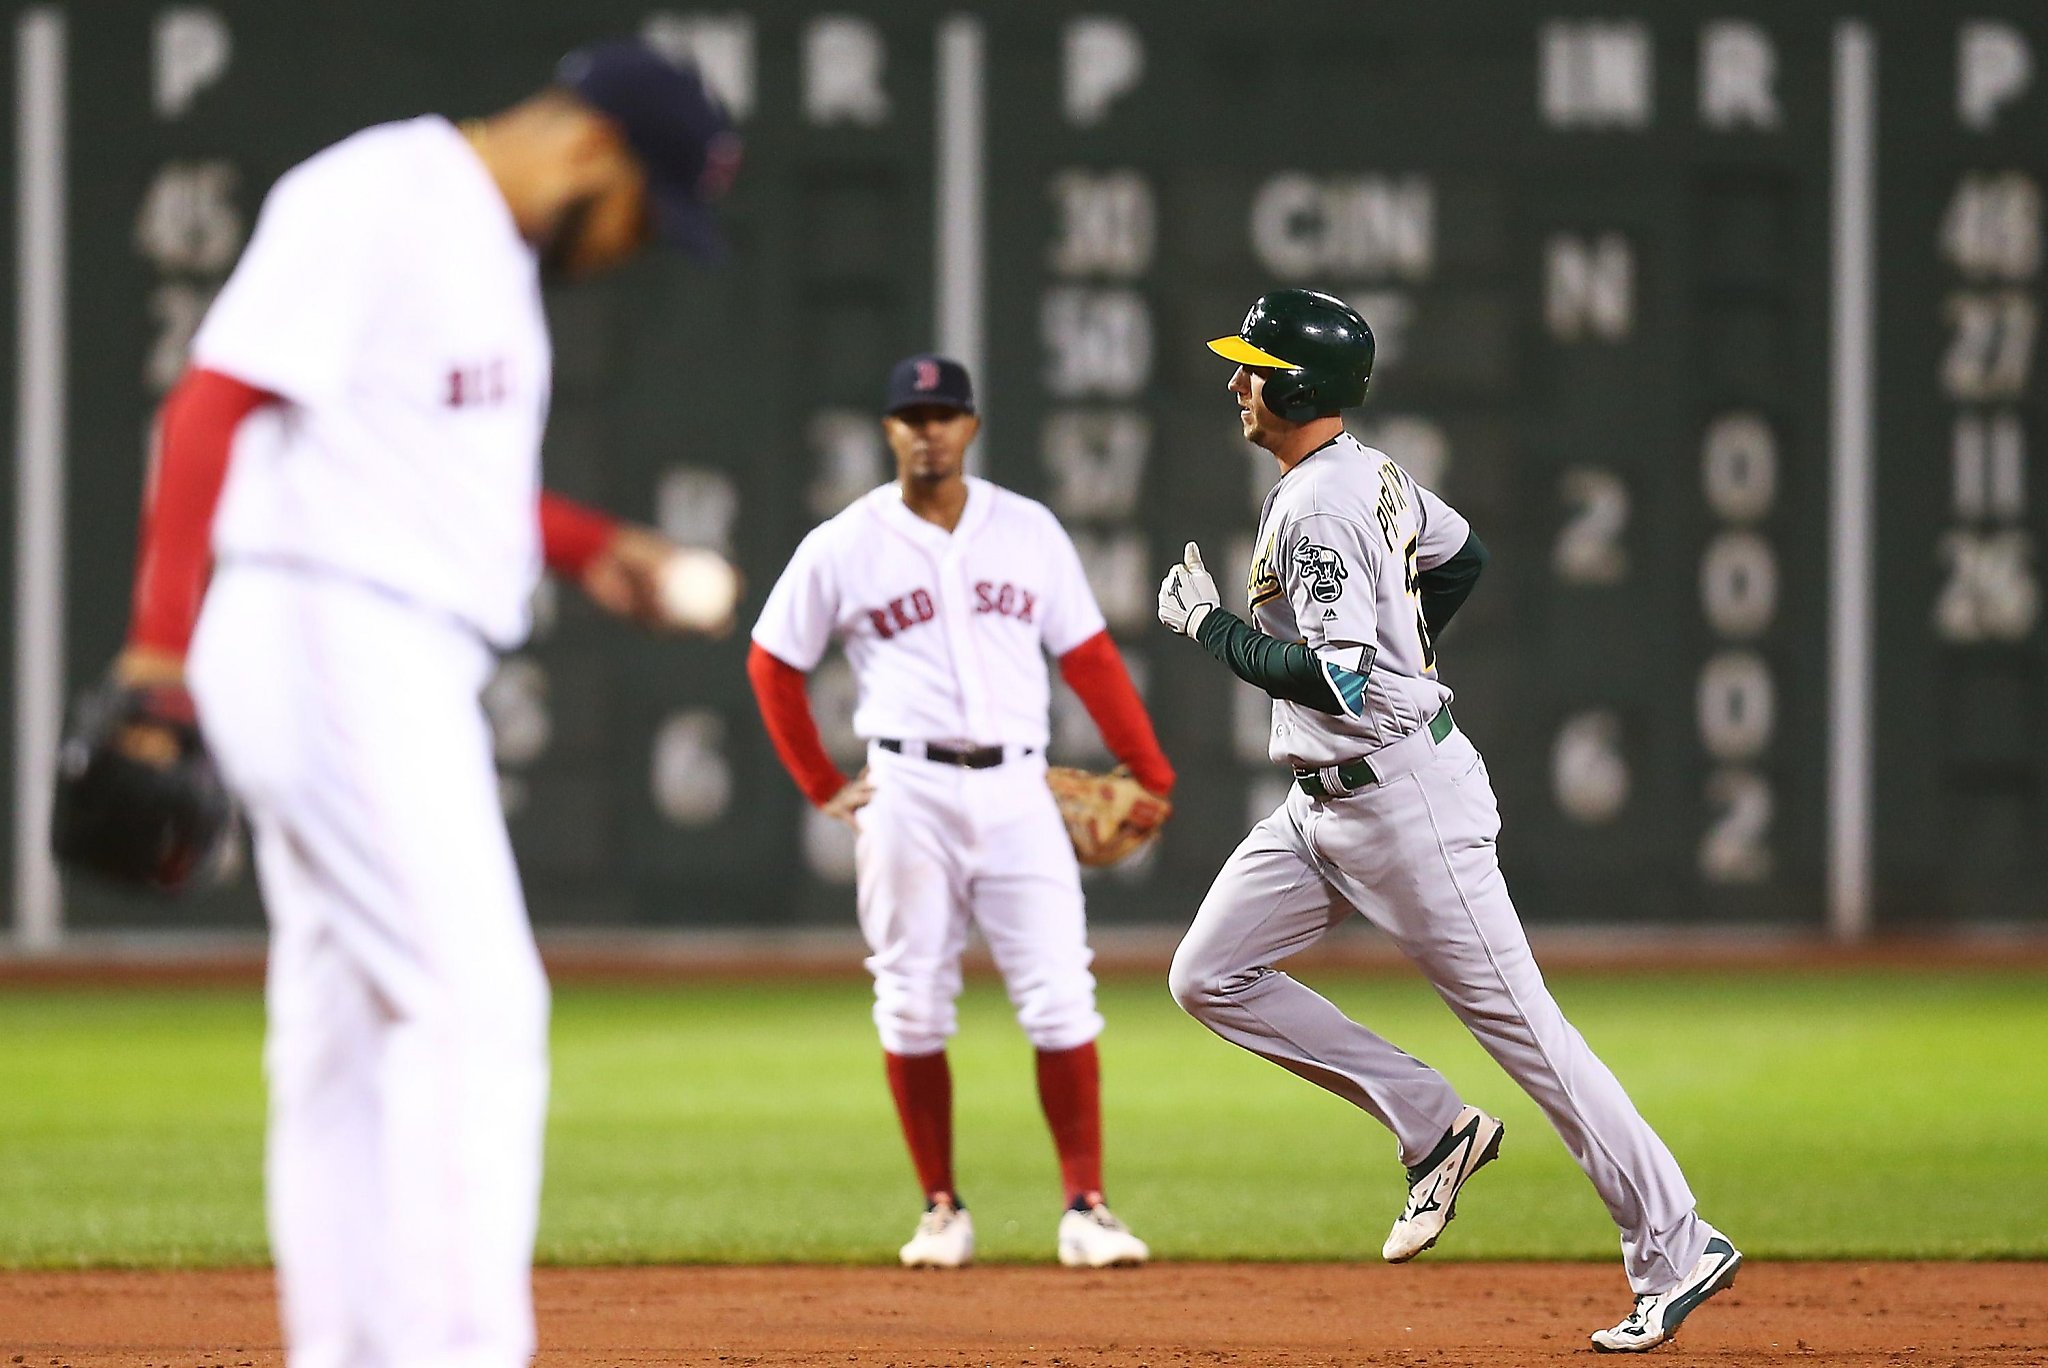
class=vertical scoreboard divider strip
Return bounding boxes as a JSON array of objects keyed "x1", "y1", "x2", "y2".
[
  {"x1": 1828, "y1": 21, "x2": 1876, "y2": 942},
  {"x1": 935, "y1": 15, "x2": 985, "y2": 469},
  {"x1": 13, "y1": 8, "x2": 67, "y2": 954}
]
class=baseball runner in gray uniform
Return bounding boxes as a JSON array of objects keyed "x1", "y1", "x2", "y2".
[{"x1": 1156, "y1": 289, "x2": 1742, "y2": 1353}]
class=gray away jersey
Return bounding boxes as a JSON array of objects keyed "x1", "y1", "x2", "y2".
[{"x1": 1246, "y1": 430, "x2": 1471, "y2": 767}]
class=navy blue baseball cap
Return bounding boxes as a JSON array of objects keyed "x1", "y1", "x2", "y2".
[
  {"x1": 885, "y1": 355, "x2": 976, "y2": 416},
  {"x1": 555, "y1": 39, "x2": 741, "y2": 259}
]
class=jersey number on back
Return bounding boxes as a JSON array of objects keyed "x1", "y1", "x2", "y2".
[{"x1": 1402, "y1": 534, "x2": 1437, "y2": 673}]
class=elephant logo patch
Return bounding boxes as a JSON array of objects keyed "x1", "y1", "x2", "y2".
[{"x1": 1295, "y1": 536, "x2": 1349, "y2": 604}]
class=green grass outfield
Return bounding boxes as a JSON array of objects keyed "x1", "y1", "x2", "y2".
[{"x1": 2, "y1": 968, "x2": 2043, "y2": 1269}]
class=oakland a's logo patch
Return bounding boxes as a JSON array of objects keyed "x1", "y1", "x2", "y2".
[{"x1": 1295, "y1": 536, "x2": 1348, "y2": 603}]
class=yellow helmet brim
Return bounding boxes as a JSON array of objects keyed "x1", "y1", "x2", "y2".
[{"x1": 1207, "y1": 334, "x2": 1301, "y2": 369}]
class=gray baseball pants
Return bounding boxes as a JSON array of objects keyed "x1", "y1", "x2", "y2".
[{"x1": 1169, "y1": 728, "x2": 1715, "y2": 1294}]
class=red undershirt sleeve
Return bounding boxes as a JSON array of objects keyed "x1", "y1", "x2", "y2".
[
  {"x1": 538, "y1": 491, "x2": 618, "y2": 578},
  {"x1": 127, "y1": 367, "x2": 278, "y2": 656},
  {"x1": 1057, "y1": 630, "x2": 1175, "y2": 796},
  {"x1": 747, "y1": 641, "x2": 848, "y2": 807}
]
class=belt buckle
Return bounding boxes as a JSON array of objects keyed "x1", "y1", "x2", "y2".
[
  {"x1": 1292, "y1": 765, "x2": 1354, "y2": 800},
  {"x1": 1320, "y1": 762, "x2": 1363, "y2": 798}
]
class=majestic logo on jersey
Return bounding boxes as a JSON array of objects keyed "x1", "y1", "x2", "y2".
[
  {"x1": 1295, "y1": 536, "x2": 1349, "y2": 603},
  {"x1": 445, "y1": 358, "x2": 512, "y2": 408},
  {"x1": 1247, "y1": 533, "x2": 1282, "y2": 611},
  {"x1": 973, "y1": 581, "x2": 1037, "y2": 622},
  {"x1": 866, "y1": 589, "x2": 937, "y2": 639}
]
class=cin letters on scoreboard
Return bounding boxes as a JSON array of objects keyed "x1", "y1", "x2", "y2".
[
  {"x1": 867, "y1": 589, "x2": 937, "y2": 639},
  {"x1": 974, "y1": 581, "x2": 1037, "y2": 623}
]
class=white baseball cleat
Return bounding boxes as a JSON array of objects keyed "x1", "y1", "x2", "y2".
[
  {"x1": 1590, "y1": 1235, "x2": 1743, "y2": 1352},
  {"x1": 1382, "y1": 1105, "x2": 1505, "y2": 1263},
  {"x1": 1057, "y1": 1201, "x2": 1150, "y2": 1268},
  {"x1": 899, "y1": 1198, "x2": 974, "y2": 1269}
]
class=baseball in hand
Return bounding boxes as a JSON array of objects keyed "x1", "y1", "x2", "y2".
[{"x1": 657, "y1": 547, "x2": 741, "y2": 634}]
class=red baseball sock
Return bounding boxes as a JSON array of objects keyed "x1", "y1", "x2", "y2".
[
  {"x1": 1035, "y1": 1040, "x2": 1103, "y2": 1206},
  {"x1": 884, "y1": 1050, "x2": 955, "y2": 1203}
]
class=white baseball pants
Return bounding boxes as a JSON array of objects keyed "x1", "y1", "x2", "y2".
[
  {"x1": 190, "y1": 566, "x2": 548, "y2": 1368},
  {"x1": 1170, "y1": 729, "x2": 1715, "y2": 1294},
  {"x1": 855, "y1": 746, "x2": 1103, "y2": 1056}
]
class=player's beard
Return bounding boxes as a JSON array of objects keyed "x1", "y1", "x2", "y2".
[
  {"x1": 906, "y1": 450, "x2": 957, "y2": 484},
  {"x1": 537, "y1": 194, "x2": 601, "y2": 285}
]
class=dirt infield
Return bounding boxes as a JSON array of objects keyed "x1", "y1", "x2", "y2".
[{"x1": 3, "y1": 1262, "x2": 2040, "y2": 1366}]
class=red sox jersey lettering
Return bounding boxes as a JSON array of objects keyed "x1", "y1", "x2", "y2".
[
  {"x1": 867, "y1": 589, "x2": 937, "y2": 639},
  {"x1": 445, "y1": 358, "x2": 513, "y2": 408},
  {"x1": 751, "y1": 477, "x2": 1104, "y2": 748},
  {"x1": 974, "y1": 581, "x2": 1036, "y2": 622}
]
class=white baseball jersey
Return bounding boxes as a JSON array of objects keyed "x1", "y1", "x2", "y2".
[
  {"x1": 195, "y1": 115, "x2": 551, "y2": 648},
  {"x1": 1245, "y1": 430, "x2": 1470, "y2": 765},
  {"x1": 185, "y1": 118, "x2": 553, "y2": 1368},
  {"x1": 752, "y1": 478, "x2": 1106, "y2": 747}
]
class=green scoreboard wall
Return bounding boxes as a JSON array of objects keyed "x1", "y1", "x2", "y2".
[{"x1": 5, "y1": 2, "x2": 2043, "y2": 937}]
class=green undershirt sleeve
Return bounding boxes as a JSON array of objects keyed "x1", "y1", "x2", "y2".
[
  {"x1": 1192, "y1": 608, "x2": 1344, "y2": 715},
  {"x1": 1417, "y1": 531, "x2": 1488, "y2": 638}
]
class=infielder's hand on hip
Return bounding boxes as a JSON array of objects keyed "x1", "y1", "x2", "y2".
[
  {"x1": 1157, "y1": 541, "x2": 1220, "y2": 637},
  {"x1": 821, "y1": 769, "x2": 875, "y2": 831}
]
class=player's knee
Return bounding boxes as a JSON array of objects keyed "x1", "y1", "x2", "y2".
[
  {"x1": 446, "y1": 941, "x2": 550, "y2": 1057},
  {"x1": 877, "y1": 1018, "x2": 953, "y2": 1056},
  {"x1": 872, "y1": 984, "x2": 957, "y2": 1056},
  {"x1": 1169, "y1": 929, "x2": 1268, "y2": 1020},
  {"x1": 499, "y1": 955, "x2": 552, "y2": 1053},
  {"x1": 1016, "y1": 989, "x2": 1101, "y2": 1052},
  {"x1": 1167, "y1": 941, "x2": 1225, "y2": 1019}
]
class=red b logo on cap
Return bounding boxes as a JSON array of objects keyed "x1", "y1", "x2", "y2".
[{"x1": 914, "y1": 359, "x2": 940, "y2": 392}]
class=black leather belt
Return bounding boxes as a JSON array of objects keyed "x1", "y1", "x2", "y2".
[{"x1": 878, "y1": 739, "x2": 1028, "y2": 769}]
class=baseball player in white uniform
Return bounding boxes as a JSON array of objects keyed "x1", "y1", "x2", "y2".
[
  {"x1": 748, "y1": 355, "x2": 1175, "y2": 1269},
  {"x1": 115, "y1": 42, "x2": 740, "y2": 1368},
  {"x1": 1157, "y1": 290, "x2": 1743, "y2": 1353}
]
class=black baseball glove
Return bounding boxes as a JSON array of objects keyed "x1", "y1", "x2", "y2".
[{"x1": 50, "y1": 678, "x2": 237, "y2": 894}]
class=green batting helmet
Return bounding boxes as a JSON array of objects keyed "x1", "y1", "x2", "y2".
[{"x1": 1207, "y1": 288, "x2": 1375, "y2": 422}]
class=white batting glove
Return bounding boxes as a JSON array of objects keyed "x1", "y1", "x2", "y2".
[{"x1": 1157, "y1": 541, "x2": 1221, "y2": 637}]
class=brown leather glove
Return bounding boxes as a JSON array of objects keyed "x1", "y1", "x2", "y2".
[{"x1": 1045, "y1": 766, "x2": 1172, "y2": 867}]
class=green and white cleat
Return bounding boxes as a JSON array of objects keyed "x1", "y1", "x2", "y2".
[
  {"x1": 1590, "y1": 1236, "x2": 1743, "y2": 1352},
  {"x1": 1383, "y1": 1105, "x2": 1505, "y2": 1263}
]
